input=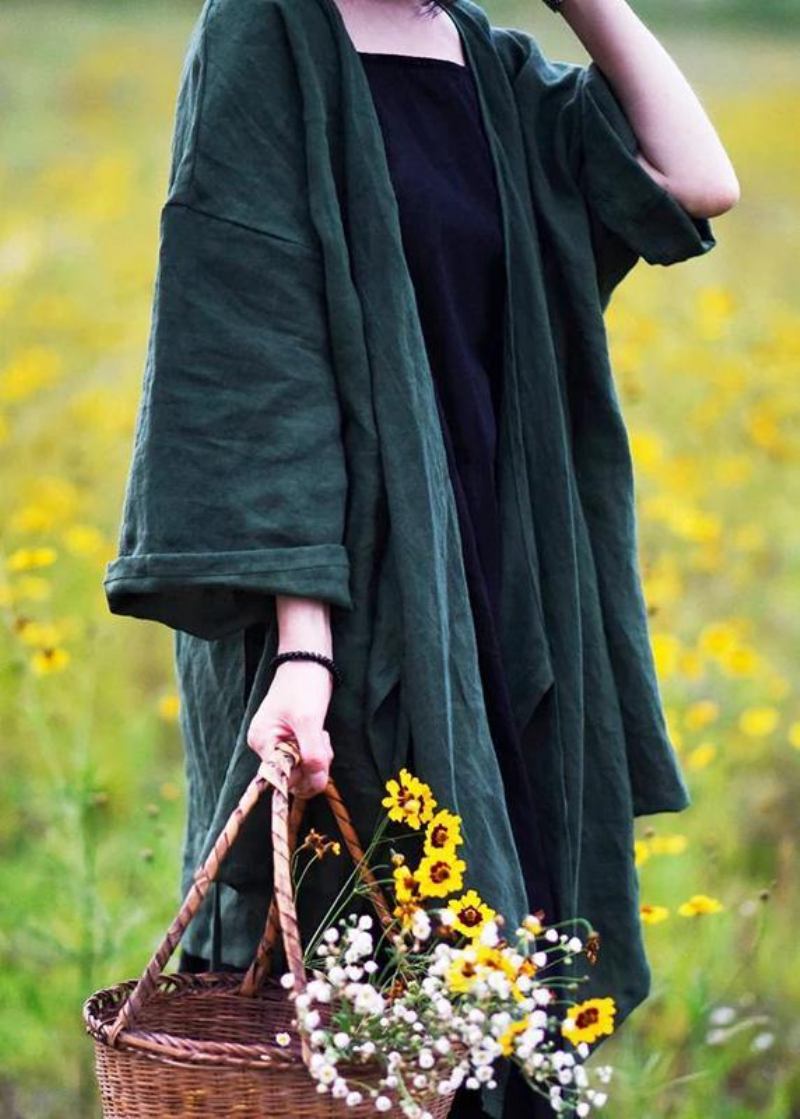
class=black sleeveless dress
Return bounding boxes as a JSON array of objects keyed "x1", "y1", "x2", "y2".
[{"x1": 358, "y1": 52, "x2": 560, "y2": 1119}]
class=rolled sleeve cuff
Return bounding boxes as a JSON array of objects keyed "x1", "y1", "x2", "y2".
[
  {"x1": 103, "y1": 543, "x2": 353, "y2": 639},
  {"x1": 580, "y1": 62, "x2": 718, "y2": 267}
]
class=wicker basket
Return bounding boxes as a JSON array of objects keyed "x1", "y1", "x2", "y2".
[{"x1": 83, "y1": 740, "x2": 458, "y2": 1118}]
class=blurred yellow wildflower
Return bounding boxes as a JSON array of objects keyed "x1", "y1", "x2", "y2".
[
  {"x1": 6, "y1": 546, "x2": 57, "y2": 572},
  {"x1": 738, "y1": 706, "x2": 779, "y2": 737},
  {"x1": 684, "y1": 699, "x2": 720, "y2": 731},
  {"x1": 789, "y1": 722, "x2": 800, "y2": 750},
  {"x1": 157, "y1": 693, "x2": 181, "y2": 722},
  {"x1": 678, "y1": 894, "x2": 724, "y2": 916},
  {"x1": 640, "y1": 904, "x2": 670, "y2": 925},
  {"x1": 62, "y1": 524, "x2": 109, "y2": 561},
  {"x1": 30, "y1": 647, "x2": 70, "y2": 675},
  {"x1": 687, "y1": 741, "x2": 717, "y2": 770},
  {"x1": 647, "y1": 834, "x2": 688, "y2": 856}
]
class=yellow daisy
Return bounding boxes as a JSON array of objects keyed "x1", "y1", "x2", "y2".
[
  {"x1": 640, "y1": 903, "x2": 670, "y2": 925},
  {"x1": 423, "y1": 808, "x2": 464, "y2": 855},
  {"x1": 447, "y1": 889, "x2": 496, "y2": 940},
  {"x1": 416, "y1": 851, "x2": 466, "y2": 898},
  {"x1": 498, "y1": 1019, "x2": 529, "y2": 1057},
  {"x1": 30, "y1": 646, "x2": 70, "y2": 675},
  {"x1": 382, "y1": 768, "x2": 437, "y2": 829},
  {"x1": 677, "y1": 894, "x2": 724, "y2": 916},
  {"x1": 445, "y1": 949, "x2": 480, "y2": 995},
  {"x1": 561, "y1": 997, "x2": 616, "y2": 1046},
  {"x1": 393, "y1": 864, "x2": 422, "y2": 904}
]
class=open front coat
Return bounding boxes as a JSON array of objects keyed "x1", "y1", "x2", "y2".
[{"x1": 103, "y1": 0, "x2": 716, "y2": 1105}]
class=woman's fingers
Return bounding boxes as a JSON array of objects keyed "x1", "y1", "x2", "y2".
[{"x1": 287, "y1": 728, "x2": 331, "y2": 798}]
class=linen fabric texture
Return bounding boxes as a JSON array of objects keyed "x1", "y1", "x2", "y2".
[{"x1": 103, "y1": 2, "x2": 716, "y2": 1113}]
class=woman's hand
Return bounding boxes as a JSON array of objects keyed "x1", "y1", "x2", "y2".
[
  {"x1": 246, "y1": 594, "x2": 336, "y2": 798},
  {"x1": 246, "y1": 660, "x2": 334, "y2": 797}
]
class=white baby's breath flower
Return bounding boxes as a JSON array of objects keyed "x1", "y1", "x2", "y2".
[
  {"x1": 333, "y1": 1031, "x2": 350, "y2": 1048},
  {"x1": 346, "y1": 1090, "x2": 363, "y2": 1106},
  {"x1": 332, "y1": 1078, "x2": 349, "y2": 1098},
  {"x1": 593, "y1": 1091, "x2": 608, "y2": 1107},
  {"x1": 358, "y1": 914, "x2": 374, "y2": 930},
  {"x1": 307, "y1": 979, "x2": 332, "y2": 1003},
  {"x1": 279, "y1": 972, "x2": 295, "y2": 989},
  {"x1": 544, "y1": 928, "x2": 559, "y2": 943},
  {"x1": 566, "y1": 936, "x2": 583, "y2": 953},
  {"x1": 532, "y1": 951, "x2": 549, "y2": 967},
  {"x1": 709, "y1": 1005, "x2": 736, "y2": 1025},
  {"x1": 418, "y1": 1048, "x2": 435, "y2": 1069},
  {"x1": 364, "y1": 959, "x2": 379, "y2": 973},
  {"x1": 305, "y1": 1010, "x2": 321, "y2": 1030},
  {"x1": 375, "y1": 1095, "x2": 392, "y2": 1112},
  {"x1": 275, "y1": 1032, "x2": 291, "y2": 1047}
]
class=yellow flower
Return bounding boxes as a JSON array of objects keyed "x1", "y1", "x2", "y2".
[
  {"x1": 498, "y1": 1019, "x2": 529, "y2": 1057},
  {"x1": 634, "y1": 838, "x2": 651, "y2": 867},
  {"x1": 651, "y1": 632, "x2": 682, "y2": 678},
  {"x1": 6, "y1": 546, "x2": 58, "y2": 572},
  {"x1": 393, "y1": 864, "x2": 422, "y2": 904},
  {"x1": 30, "y1": 646, "x2": 70, "y2": 675},
  {"x1": 423, "y1": 808, "x2": 463, "y2": 855},
  {"x1": 382, "y1": 768, "x2": 437, "y2": 829},
  {"x1": 647, "y1": 834, "x2": 688, "y2": 856},
  {"x1": 739, "y1": 706, "x2": 779, "y2": 738},
  {"x1": 62, "y1": 523, "x2": 109, "y2": 561},
  {"x1": 687, "y1": 741, "x2": 717, "y2": 770},
  {"x1": 157, "y1": 693, "x2": 181, "y2": 721},
  {"x1": 445, "y1": 948, "x2": 480, "y2": 995},
  {"x1": 561, "y1": 997, "x2": 616, "y2": 1046},
  {"x1": 640, "y1": 904, "x2": 670, "y2": 925},
  {"x1": 684, "y1": 699, "x2": 719, "y2": 731},
  {"x1": 677, "y1": 894, "x2": 724, "y2": 916},
  {"x1": 416, "y1": 851, "x2": 466, "y2": 898},
  {"x1": 16, "y1": 619, "x2": 63, "y2": 647},
  {"x1": 789, "y1": 722, "x2": 800, "y2": 750},
  {"x1": 393, "y1": 896, "x2": 423, "y2": 931},
  {"x1": 448, "y1": 889, "x2": 497, "y2": 940}
]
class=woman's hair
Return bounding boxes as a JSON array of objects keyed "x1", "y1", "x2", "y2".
[{"x1": 420, "y1": 0, "x2": 458, "y2": 10}]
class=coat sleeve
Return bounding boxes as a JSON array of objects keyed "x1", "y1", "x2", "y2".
[
  {"x1": 499, "y1": 29, "x2": 717, "y2": 301},
  {"x1": 103, "y1": 0, "x2": 353, "y2": 640}
]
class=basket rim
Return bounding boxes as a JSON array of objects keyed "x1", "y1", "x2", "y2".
[{"x1": 83, "y1": 969, "x2": 302, "y2": 1069}]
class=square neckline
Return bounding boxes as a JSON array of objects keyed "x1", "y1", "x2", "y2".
[{"x1": 356, "y1": 50, "x2": 468, "y2": 72}]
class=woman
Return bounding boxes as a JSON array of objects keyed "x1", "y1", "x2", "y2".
[{"x1": 103, "y1": 0, "x2": 738, "y2": 1114}]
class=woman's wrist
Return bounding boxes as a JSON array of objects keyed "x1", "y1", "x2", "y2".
[{"x1": 275, "y1": 594, "x2": 333, "y2": 658}]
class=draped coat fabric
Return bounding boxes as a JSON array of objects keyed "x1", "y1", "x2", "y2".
[{"x1": 103, "y1": 0, "x2": 716, "y2": 1110}]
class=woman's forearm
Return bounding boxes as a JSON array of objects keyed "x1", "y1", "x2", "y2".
[
  {"x1": 554, "y1": 0, "x2": 740, "y2": 216},
  {"x1": 275, "y1": 595, "x2": 333, "y2": 657}
]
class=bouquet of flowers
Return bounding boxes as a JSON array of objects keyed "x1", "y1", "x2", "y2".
[{"x1": 277, "y1": 768, "x2": 616, "y2": 1118}]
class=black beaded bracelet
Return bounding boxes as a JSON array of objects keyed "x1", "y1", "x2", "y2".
[{"x1": 269, "y1": 649, "x2": 343, "y2": 689}]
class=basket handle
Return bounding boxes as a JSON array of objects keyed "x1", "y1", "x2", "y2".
[
  {"x1": 106, "y1": 738, "x2": 396, "y2": 1047},
  {"x1": 237, "y1": 766, "x2": 397, "y2": 997}
]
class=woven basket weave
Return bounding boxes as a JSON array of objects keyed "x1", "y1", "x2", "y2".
[{"x1": 83, "y1": 740, "x2": 458, "y2": 1118}]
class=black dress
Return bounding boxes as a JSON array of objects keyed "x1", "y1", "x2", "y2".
[{"x1": 358, "y1": 51, "x2": 560, "y2": 1119}]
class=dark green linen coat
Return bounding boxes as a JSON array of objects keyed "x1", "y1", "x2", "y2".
[{"x1": 104, "y1": 0, "x2": 715, "y2": 1109}]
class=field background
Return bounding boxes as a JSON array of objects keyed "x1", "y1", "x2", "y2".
[{"x1": 1, "y1": 1, "x2": 798, "y2": 1116}]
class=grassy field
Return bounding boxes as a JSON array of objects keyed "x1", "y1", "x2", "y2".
[{"x1": 1, "y1": 2, "x2": 798, "y2": 1116}]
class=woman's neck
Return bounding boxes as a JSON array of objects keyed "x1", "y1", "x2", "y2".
[{"x1": 331, "y1": 0, "x2": 465, "y2": 64}]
